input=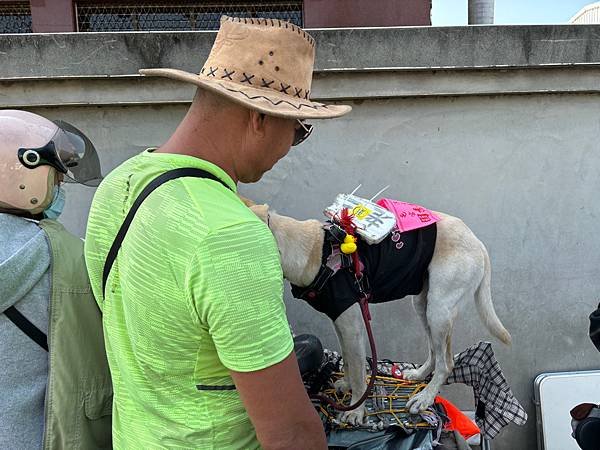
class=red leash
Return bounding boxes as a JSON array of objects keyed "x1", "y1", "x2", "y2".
[
  {"x1": 311, "y1": 295, "x2": 378, "y2": 412},
  {"x1": 310, "y1": 209, "x2": 379, "y2": 412}
]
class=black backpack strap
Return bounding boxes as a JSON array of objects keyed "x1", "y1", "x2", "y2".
[
  {"x1": 102, "y1": 167, "x2": 232, "y2": 299},
  {"x1": 4, "y1": 306, "x2": 49, "y2": 351}
]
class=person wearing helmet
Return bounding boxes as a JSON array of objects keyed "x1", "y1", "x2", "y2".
[{"x1": 0, "y1": 110, "x2": 110, "y2": 449}]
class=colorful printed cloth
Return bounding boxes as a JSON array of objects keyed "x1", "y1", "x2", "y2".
[
  {"x1": 378, "y1": 342, "x2": 528, "y2": 439},
  {"x1": 314, "y1": 342, "x2": 527, "y2": 440}
]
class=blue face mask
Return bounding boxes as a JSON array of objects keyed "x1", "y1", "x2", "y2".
[{"x1": 43, "y1": 186, "x2": 66, "y2": 220}]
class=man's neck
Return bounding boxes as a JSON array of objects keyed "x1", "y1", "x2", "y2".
[{"x1": 157, "y1": 113, "x2": 240, "y2": 184}]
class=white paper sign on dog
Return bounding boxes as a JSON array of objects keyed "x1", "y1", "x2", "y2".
[{"x1": 324, "y1": 194, "x2": 396, "y2": 245}]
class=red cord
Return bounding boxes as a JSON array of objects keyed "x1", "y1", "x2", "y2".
[
  {"x1": 311, "y1": 296, "x2": 377, "y2": 412},
  {"x1": 310, "y1": 209, "x2": 378, "y2": 412}
]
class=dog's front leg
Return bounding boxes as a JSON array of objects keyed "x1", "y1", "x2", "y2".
[{"x1": 333, "y1": 302, "x2": 368, "y2": 425}]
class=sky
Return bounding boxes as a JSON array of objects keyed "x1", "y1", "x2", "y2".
[{"x1": 431, "y1": 0, "x2": 595, "y2": 26}]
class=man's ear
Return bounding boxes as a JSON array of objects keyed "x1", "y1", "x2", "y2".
[{"x1": 249, "y1": 111, "x2": 267, "y2": 138}]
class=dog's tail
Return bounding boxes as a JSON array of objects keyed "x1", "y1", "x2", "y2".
[{"x1": 474, "y1": 249, "x2": 512, "y2": 346}]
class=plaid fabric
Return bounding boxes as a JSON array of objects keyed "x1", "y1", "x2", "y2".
[{"x1": 377, "y1": 341, "x2": 528, "y2": 439}]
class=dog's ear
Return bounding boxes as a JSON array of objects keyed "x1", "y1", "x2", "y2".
[
  {"x1": 238, "y1": 194, "x2": 257, "y2": 207},
  {"x1": 249, "y1": 204, "x2": 269, "y2": 223}
]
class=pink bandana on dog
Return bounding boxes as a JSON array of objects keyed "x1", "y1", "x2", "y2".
[{"x1": 376, "y1": 198, "x2": 440, "y2": 232}]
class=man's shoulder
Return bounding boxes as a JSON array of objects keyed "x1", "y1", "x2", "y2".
[
  {"x1": 88, "y1": 152, "x2": 145, "y2": 215},
  {"x1": 174, "y1": 177, "x2": 260, "y2": 230},
  {"x1": 94, "y1": 152, "x2": 146, "y2": 192},
  {"x1": 88, "y1": 151, "x2": 269, "y2": 244},
  {"x1": 0, "y1": 213, "x2": 41, "y2": 239}
]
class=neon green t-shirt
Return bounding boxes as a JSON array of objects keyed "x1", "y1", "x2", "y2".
[{"x1": 84, "y1": 150, "x2": 294, "y2": 449}]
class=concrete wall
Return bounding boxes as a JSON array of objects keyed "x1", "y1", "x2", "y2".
[{"x1": 3, "y1": 25, "x2": 600, "y2": 449}]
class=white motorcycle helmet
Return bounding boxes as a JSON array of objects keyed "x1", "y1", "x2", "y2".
[{"x1": 0, "y1": 110, "x2": 102, "y2": 216}]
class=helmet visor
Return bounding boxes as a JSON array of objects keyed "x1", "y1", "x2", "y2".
[{"x1": 18, "y1": 120, "x2": 103, "y2": 186}]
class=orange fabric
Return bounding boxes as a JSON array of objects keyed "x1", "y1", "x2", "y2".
[{"x1": 435, "y1": 396, "x2": 480, "y2": 439}]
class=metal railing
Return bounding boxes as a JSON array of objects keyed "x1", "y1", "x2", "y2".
[{"x1": 76, "y1": 1, "x2": 303, "y2": 32}]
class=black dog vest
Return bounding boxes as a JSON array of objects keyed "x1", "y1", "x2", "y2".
[{"x1": 291, "y1": 223, "x2": 437, "y2": 320}]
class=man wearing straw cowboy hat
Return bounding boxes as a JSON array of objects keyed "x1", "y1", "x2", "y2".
[{"x1": 84, "y1": 15, "x2": 350, "y2": 450}]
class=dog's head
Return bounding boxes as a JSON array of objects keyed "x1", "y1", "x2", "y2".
[
  {"x1": 238, "y1": 196, "x2": 325, "y2": 287},
  {"x1": 238, "y1": 194, "x2": 270, "y2": 224},
  {"x1": 249, "y1": 204, "x2": 270, "y2": 224},
  {"x1": 238, "y1": 194, "x2": 257, "y2": 208}
]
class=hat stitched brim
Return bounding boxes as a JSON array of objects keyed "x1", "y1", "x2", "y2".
[{"x1": 139, "y1": 68, "x2": 351, "y2": 119}]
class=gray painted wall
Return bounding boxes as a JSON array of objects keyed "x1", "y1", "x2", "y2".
[{"x1": 3, "y1": 25, "x2": 600, "y2": 449}]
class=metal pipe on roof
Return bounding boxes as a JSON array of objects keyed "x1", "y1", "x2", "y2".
[{"x1": 468, "y1": 0, "x2": 494, "y2": 24}]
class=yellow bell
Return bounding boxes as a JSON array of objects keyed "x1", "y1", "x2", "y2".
[{"x1": 340, "y1": 234, "x2": 357, "y2": 254}]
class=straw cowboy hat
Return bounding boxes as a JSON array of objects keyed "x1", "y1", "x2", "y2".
[{"x1": 139, "y1": 15, "x2": 351, "y2": 119}]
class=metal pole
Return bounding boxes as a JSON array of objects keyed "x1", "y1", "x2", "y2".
[{"x1": 468, "y1": 0, "x2": 494, "y2": 24}]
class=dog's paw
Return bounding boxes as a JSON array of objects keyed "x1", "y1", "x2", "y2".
[
  {"x1": 334, "y1": 378, "x2": 351, "y2": 394},
  {"x1": 339, "y1": 406, "x2": 366, "y2": 426},
  {"x1": 406, "y1": 389, "x2": 436, "y2": 415}
]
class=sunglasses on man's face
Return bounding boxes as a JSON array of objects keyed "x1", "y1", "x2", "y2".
[{"x1": 293, "y1": 120, "x2": 313, "y2": 146}]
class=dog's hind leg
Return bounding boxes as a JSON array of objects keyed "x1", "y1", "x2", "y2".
[
  {"x1": 333, "y1": 302, "x2": 367, "y2": 425},
  {"x1": 406, "y1": 289, "x2": 460, "y2": 414},
  {"x1": 405, "y1": 215, "x2": 488, "y2": 413},
  {"x1": 403, "y1": 286, "x2": 435, "y2": 381}
]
